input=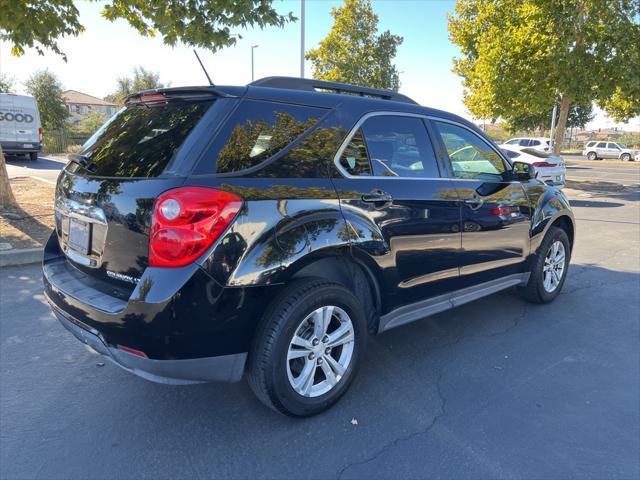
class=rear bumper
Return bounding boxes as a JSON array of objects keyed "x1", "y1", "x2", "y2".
[
  {"x1": 49, "y1": 299, "x2": 247, "y2": 384},
  {"x1": 537, "y1": 167, "x2": 565, "y2": 187},
  {"x1": 1, "y1": 141, "x2": 41, "y2": 153}
]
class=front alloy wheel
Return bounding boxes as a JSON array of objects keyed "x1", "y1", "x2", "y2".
[
  {"x1": 287, "y1": 306, "x2": 355, "y2": 397},
  {"x1": 543, "y1": 240, "x2": 566, "y2": 293}
]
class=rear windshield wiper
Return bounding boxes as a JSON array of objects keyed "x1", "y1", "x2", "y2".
[{"x1": 69, "y1": 153, "x2": 97, "y2": 173}]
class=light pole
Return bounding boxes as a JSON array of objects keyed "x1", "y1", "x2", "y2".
[
  {"x1": 300, "y1": 0, "x2": 305, "y2": 78},
  {"x1": 251, "y1": 44, "x2": 259, "y2": 82}
]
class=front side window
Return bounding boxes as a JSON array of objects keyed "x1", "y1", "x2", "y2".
[
  {"x1": 434, "y1": 121, "x2": 507, "y2": 180},
  {"x1": 607, "y1": 142, "x2": 620, "y2": 149},
  {"x1": 201, "y1": 100, "x2": 326, "y2": 174}
]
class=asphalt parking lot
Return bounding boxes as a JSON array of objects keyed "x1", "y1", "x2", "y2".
[{"x1": 1, "y1": 170, "x2": 639, "y2": 479}]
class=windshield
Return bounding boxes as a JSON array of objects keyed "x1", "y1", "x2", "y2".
[
  {"x1": 616, "y1": 143, "x2": 627, "y2": 149},
  {"x1": 80, "y1": 100, "x2": 213, "y2": 177}
]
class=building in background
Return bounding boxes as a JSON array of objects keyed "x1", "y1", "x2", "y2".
[{"x1": 62, "y1": 90, "x2": 117, "y2": 124}]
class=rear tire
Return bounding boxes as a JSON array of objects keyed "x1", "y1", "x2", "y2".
[
  {"x1": 29, "y1": 152, "x2": 38, "y2": 161},
  {"x1": 520, "y1": 227, "x2": 571, "y2": 304},
  {"x1": 586, "y1": 151, "x2": 597, "y2": 161},
  {"x1": 247, "y1": 278, "x2": 367, "y2": 417}
]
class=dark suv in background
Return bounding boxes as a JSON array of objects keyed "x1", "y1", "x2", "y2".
[{"x1": 43, "y1": 77, "x2": 575, "y2": 416}]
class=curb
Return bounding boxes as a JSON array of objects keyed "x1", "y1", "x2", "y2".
[{"x1": 0, "y1": 247, "x2": 43, "y2": 268}]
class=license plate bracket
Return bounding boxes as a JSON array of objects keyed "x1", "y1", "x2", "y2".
[{"x1": 68, "y1": 218, "x2": 91, "y2": 255}]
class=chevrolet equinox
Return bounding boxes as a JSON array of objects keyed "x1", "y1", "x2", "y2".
[{"x1": 43, "y1": 77, "x2": 575, "y2": 416}]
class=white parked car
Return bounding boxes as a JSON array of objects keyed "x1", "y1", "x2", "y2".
[
  {"x1": 582, "y1": 141, "x2": 638, "y2": 161},
  {"x1": 0, "y1": 93, "x2": 42, "y2": 161},
  {"x1": 503, "y1": 137, "x2": 551, "y2": 153},
  {"x1": 501, "y1": 145, "x2": 566, "y2": 188}
]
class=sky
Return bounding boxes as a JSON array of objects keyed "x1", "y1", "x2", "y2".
[{"x1": 1, "y1": 0, "x2": 638, "y2": 131}]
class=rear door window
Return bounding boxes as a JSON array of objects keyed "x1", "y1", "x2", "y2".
[
  {"x1": 596, "y1": 142, "x2": 607, "y2": 148},
  {"x1": 197, "y1": 100, "x2": 327, "y2": 174},
  {"x1": 81, "y1": 101, "x2": 213, "y2": 177}
]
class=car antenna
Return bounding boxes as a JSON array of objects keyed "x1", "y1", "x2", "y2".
[{"x1": 193, "y1": 50, "x2": 214, "y2": 86}]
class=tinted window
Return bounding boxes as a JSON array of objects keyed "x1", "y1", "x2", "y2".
[
  {"x1": 519, "y1": 139, "x2": 531, "y2": 146},
  {"x1": 360, "y1": 116, "x2": 439, "y2": 178},
  {"x1": 81, "y1": 101, "x2": 212, "y2": 177},
  {"x1": 200, "y1": 100, "x2": 326, "y2": 174},
  {"x1": 597, "y1": 142, "x2": 607, "y2": 148},
  {"x1": 434, "y1": 121, "x2": 507, "y2": 180},
  {"x1": 505, "y1": 139, "x2": 520, "y2": 145},
  {"x1": 339, "y1": 129, "x2": 372, "y2": 176},
  {"x1": 530, "y1": 140, "x2": 541, "y2": 146}
]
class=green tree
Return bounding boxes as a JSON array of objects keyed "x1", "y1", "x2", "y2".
[
  {"x1": 505, "y1": 102, "x2": 596, "y2": 133},
  {"x1": 74, "y1": 111, "x2": 110, "y2": 135},
  {"x1": 0, "y1": 0, "x2": 295, "y2": 206},
  {"x1": 306, "y1": 0, "x2": 403, "y2": 91},
  {"x1": 24, "y1": 69, "x2": 69, "y2": 131},
  {"x1": 449, "y1": 0, "x2": 640, "y2": 154},
  {"x1": 105, "y1": 66, "x2": 166, "y2": 105},
  {"x1": 0, "y1": 73, "x2": 16, "y2": 92}
]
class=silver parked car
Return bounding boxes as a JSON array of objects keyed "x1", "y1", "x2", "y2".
[{"x1": 582, "y1": 141, "x2": 638, "y2": 161}]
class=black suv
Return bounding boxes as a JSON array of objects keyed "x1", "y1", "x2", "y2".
[{"x1": 43, "y1": 77, "x2": 575, "y2": 416}]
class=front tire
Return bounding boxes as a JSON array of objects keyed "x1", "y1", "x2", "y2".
[
  {"x1": 520, "y1": 227, "x2": 571, "y2": 304},
  {"x1": 621, "y1": 153, "x2": 631, "y2": 162},
  {"x1": 247, "y1": 279, "x2": 367, "y2": 417}
]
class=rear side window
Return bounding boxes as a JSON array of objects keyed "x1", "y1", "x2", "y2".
[
  {"x1": 81, "y1": 101, "x2": 212, "y2": 177},
  {"x1": 199, "y1": 100, "x2": 326, "y2": 174},
  {"x1": 596, "y1": 142, "x2": 606, "y2": 148},
  {"x1": 339, "y1": 115, "x2": 439, "y2": 178},
  {"x1": 530, "y1": 140, "x2": 541, "y2": 146},
  {"x1": 519, "y1": 139, "x2": 531, "y2": 146}
]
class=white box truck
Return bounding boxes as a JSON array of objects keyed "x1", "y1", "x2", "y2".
[{"x1": 0, "y1": 93, "x2": 43, "y2": 161}]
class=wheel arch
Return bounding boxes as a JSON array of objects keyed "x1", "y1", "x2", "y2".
[{"x1": 285, "y1": 253, "x2": 382, "y2": 332}]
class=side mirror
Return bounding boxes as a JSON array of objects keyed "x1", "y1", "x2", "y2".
[{"x1": 512, "y1": 161, "x2": 537, "y2": 181}]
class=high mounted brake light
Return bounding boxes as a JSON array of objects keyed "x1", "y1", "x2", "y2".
[{"x1": 149, "y1": 187, "x2": 243, "y2": 268}]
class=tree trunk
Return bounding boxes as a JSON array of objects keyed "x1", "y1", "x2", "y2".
[
  {"x1": 0, "y1": 145, "x2": 16, "y2": 207},
  {"x1": 553, "y1": 94, "x2": 571, "y2": 155}
]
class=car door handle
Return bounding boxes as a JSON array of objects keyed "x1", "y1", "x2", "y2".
[
  {"x1": 463, "y1": 196, "x2": 484, "y2": 210},
  {"x1": 362, "y1": 190, "x2": 393, "y2": 205}
]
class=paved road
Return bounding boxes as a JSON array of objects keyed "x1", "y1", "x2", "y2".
[
  {"x1": 4, "y1": 154, "x2": 67, "y2": 184},
  {"x1": 1, "y1": 187, "x2": 639, "y2": 479}
]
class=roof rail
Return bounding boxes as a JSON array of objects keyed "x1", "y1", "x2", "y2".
[{"x1": 250, "y1": 76, "x2": 417, "y2": 104}]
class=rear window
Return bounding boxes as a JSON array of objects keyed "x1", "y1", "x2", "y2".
[
  {"x1": 80, "y1": 101, "x2": 212, "y2": 177},
  {"x1": 194, "y1": 100, "x2": 327, "y2": 174}
]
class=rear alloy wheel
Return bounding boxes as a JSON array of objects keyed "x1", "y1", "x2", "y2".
[
  {"x1": 620, "y1": 153, "x2": 631, "y2": 162},
  {"x1": 247, "y1": 279, "x2": 366, "y2": 416},
  {"x1": 520, "y1": 226, "x2": 570, "y2": 304},
  {"x1": 587, "y1": 152, "x2": 597, "y2": 160},
  {"x1": 286, "y1": 306, "x2": 355, "y2": 398}
]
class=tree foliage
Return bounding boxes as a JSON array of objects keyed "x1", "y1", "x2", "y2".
[
  {"x1": 306, "y1": 0, "x2": 403, "y2": 91},
  {"x1": 0, "y1": 73, "x2": 16, "y2": 93},
  {"x1": 505, "y1": 102, "x2": 595, "y2": 133},
  {"x1": 73, "y1": 111, "x2": 110, "y2": 135},
  {"x1": 105, "y1": 66, "x2": 166, "y2": 105},
  {"x1": 24, "y1": 70, "x2": 69, "y2": 130},
  {"x1": 1, "y1": 0, "x2": 294, "y2": 60},
  {"x1": 449, "y1": 0, "x2": 640, "y2": 152}
]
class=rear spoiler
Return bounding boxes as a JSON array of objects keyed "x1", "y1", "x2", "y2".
[{"x1": 125, "y1": 86, "x2": 239, "y2": 105}]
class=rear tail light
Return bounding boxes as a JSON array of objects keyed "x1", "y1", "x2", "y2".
[
  {"x1": 490, "y1": 206, "x2": 512, "y2": 216},
  {"x1": 38, "y1": 127, "x2": 43, "y2": 143},
  {"x1": 149, "y1": 187, "x2": 243, "y2": 268},
  {"x1": 532, "y1": 161, "x2": 556, "y2": 168}
]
